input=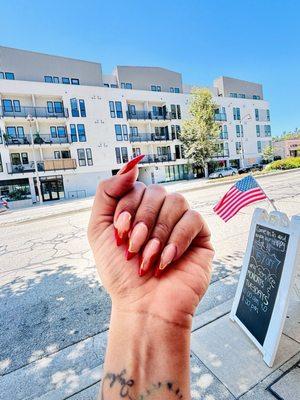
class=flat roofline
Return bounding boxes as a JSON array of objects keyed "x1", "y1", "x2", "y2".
[
  {"x1": 115, "y1": 65, "x2": 181, "y2": 74},
  {"x1": 215, "y1": 75, "x2": 263, "y2": 86},
  {"x1": 0, "y1": 44, "x2": 101, "y2": 66}
]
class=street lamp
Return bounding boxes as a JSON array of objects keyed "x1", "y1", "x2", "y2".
[
  {"x1": 239, "y1": 113, "x2": 251, "y2": 168},
  {"x1": 27, "y1": 114, "x2": 43, "y2": 203}
]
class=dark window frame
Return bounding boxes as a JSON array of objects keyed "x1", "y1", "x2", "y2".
[
  {"x1": 77, "y1": 148, "x2": 86, "y2": 166},
  {"x1": 86, "y1": 148, "x2": 93, "y2": 165}
]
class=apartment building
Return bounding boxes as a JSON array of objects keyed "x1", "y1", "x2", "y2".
[{"x1": 0, "y1": 46, "x2": 272, "y2": 205}]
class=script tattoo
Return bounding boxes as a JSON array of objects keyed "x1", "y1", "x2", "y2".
[{"x1": 101, "y1": 369, "x2": 184, "y2": 399}]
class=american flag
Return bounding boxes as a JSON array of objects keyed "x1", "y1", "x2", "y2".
[{"x1": 213, "y1": 175, "x2": 267, "y2": 222}]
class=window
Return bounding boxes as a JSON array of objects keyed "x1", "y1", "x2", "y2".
[
  {"x1": 50, "y1": 126, "x2": 58, "y2": 138},
  {"x1": 151, "y1": 85, "x2": 161, "y2": 92},
  {"x1": 6, "y1": 127, "x2": 17, "y2": 138},
  {"x1": 62, "y1": 77, "x2": 70, "y2": 84},
  {"x1": 174, "y1": 88, "x2": 180, "y2": 93},
  {"x1": 11, "y1": 153, "x2": 21, "y2": 165},
  {"x1": 238, "y1": 94, "x2": 246, "y2": 98},
  {"x1": 230, "y1": 93, "x2": 238, "y2": 98},
  {"x1": 177, "y1": 105, "x2": 181, "y2": 119},
  {"x1": 115, "y1": 101, "x2": 123, "y2": 118},
  {"x1": 111, "y1": 84, "x2": 118, "y2": 88},
  {"x1": 86, "y1": 148, "x2": 93, "y2": 165},
  {"x1": 0, "y1": 129, "x2": 2, "y2": 144},
  {"x1": 109, "y1": 101, "x2": 116, "y2": 118},
  {"x1": 176, "y1": 125, "x2": 181, "y2": 139},
  {"x1": 21, "y1": 152, "x2": 29, "y2": 164},
  {"x1": 79, "y1": 99, "x2": 86, "y2": 117},
  {"x1": 170, "y1": 105, "x2": 176, "y2": 119},
  {"x1": 47, "y1": 101, "x2": 54, "y2": 113},
  {"x1": 0, "y1": 72, "x2": 4, "y2": 79},
  {"x1": 115, "y1": 125, "x2": 123, "y2": 141},
  {"x1": 130, "y1": 126, "x2": 138, "y2": 136},
  {"x1": 257, "y1": 141, "x2": 262, "y2": 153},
  {"x1": 54, "y1": 101, "x2": 63, "y2": 113},
  {"x1": 115, "y1": 148, "x2": 121, "y2": 164},
  {"x1": 54, "y1": 151, "x2": 61, "y2": 159},
  {"x1": 255, "y1": 109, "x2": 259, "y2": 121},
  {"x1": 57, "y1": 126, "x2": 67, "y2": 138},
  {"x1": 264, "y1": 125, "x2": 271, "y2": 136},
  {"x1": 70, "y1": 98, "x2": 79, "y2": 117},
  {"x1": 233, "y1": 107, "x2": 241, "y2": 120},
  {"x1": 13, "y1": 100, "x2": 21, "y2": 112},
  {"x1": 253, "y1": 95, "x2": 261, "y2": 100},
  {"x1": 121, "y1": 82, "x2": 132, "y2": 89},
  {"x1": 70, "y1": 124, "x2": 77, "y2": 142},
  {"x1": 5, "y1": 72, "x2": 15, "y2": 80},
  {"x1": 121, "y1": 147, "x2": 128, "y2": 163},
  {"x1": 256, "y1": 125, "x2": 260, "y2": 137},
  {"x1": 53, "y1": 77, "x2": 59, "y2": 83},
  {"x1": 236, "y1": 125, "x2": 243, "y2": 137},
  {"x1": 44, "y1": 76, "x2": 53, "y2": 83},
  {"x1": 128, "y1": 104, "x2": 136, "y2": 115},
  {"x1": 122, "y1": 125, "x2": 128, "y2": 140},
  {"x1": 266, "y1": 109, "x2": 270, "y2": 121},
  {"x1": 17, "y1": 127, "x2": 24, "y2": 138},
  {"x1": 0, "y1": 153, "x2": 2, "y2": 172},
  {"x1": 236, "y1": 142, "x2": 242, "y2": 154},
  {"x1": 71, "y1": 78, "x2": 80, "y2": 85},
  {"x1": 104, "y1": 83, "x2": 109, "y2": 88},
  {"x1": 221, "y1": 125, "x2": 228, "y2": 139},
  {"x1": 77, "y1": 149, "x2": 86, "y2": 166},
  {"x1": 170, "y1": 87, "x2": 174, "y2": 93},
  {"x1": 77, "y1": 124, "x2": 86, "y2": 142},
  {"x1": 2, "y1": 99, "x2": 13, "y2": 112}
]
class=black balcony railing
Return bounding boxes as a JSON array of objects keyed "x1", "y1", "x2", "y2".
[
  {"x1": 127, "y1": 111, "x2": 172, "y2": 120},
  {"x1": 4, "y1": 134, "x2": 71, "y2": 146},
  {"x1": 139, "y1": 154, "x2": 177, "y2": 164},
  {"x1": 0, "y1": 106, "x2": 69, "y2": 118},
  {"x1": 129, "y1": 133, "x2": 174, "y2": 142},
  {"x1": 214, "y1": 113, "x2": 227, "y2": 121},
  {"x1": 7, "y1": 158, "x2": 77, "y2": 174}
]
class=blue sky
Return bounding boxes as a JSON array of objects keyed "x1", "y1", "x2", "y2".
[{"x1": 1, "y1": 0, "x2": 299, "y2": 135}]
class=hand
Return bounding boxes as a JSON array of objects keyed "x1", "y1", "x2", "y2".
[{"x1": 88, "y1": 156, "x2": 214, "y2": 329}]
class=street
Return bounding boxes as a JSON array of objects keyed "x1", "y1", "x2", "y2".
[{"x1": 0, "y1": 171, "x2": 299, "y2": 399}]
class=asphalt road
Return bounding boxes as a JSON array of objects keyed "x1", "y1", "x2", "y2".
[{"x1": 0, "y1": 171, "x2": 299, "y2": 392}]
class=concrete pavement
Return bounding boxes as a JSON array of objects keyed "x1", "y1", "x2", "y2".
[{"x1": 0, "y1": 171, "x2": 299, "y2": 399}]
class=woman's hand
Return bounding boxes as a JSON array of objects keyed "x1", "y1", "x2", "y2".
[{"x1": 88, "y1": 156, "x2": 214, "y2": 329}]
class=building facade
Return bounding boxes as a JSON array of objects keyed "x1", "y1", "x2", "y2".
[
  {"x1": 273, "y1": 138, "x2": 300, "y2": 159},
  {"x1": 0, "y1": 46, "x2": 272, "y2": 205}
]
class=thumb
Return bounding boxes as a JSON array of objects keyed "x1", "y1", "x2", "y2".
[{"x1": 89, "y1": 155, "x2": 144, "y2": 234}]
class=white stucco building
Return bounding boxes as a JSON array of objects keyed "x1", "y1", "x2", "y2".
[{"x1": 0, "y1": 46, "x2": 272, "y2": 204}]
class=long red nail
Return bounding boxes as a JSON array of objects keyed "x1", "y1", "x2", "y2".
[
  {"x1": 139, "y1": 266, "x2": 147, "y2": 277},
  {"x1": 125, "y1": 247, "x2": 136, "y2": 261},
  {"x1": 114, "y1": 228, "x2": 123, "y2": 246},
  {"x1": 118, "y1": 154, "x2": 145, "y2": 175}
]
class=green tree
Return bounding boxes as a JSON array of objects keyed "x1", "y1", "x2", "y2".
[
  {"x1": 180, "y1": 88, "x2": 220, "y2": 170},
  {"x1": 262, "y1": 144, "x2": 274, "y2": 161}
]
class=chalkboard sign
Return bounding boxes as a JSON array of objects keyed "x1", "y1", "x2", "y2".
[
  {"x1": 231, "y1": 208, "x2": 300, "y2": 367},
  {"x1": 236, "y1": 224, "x2": 289, "y2": 345}
]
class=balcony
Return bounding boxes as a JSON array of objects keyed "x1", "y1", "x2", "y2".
[
  {"x1": 4, "y1": 134, "x2": 71, "y2": 146},
  {"x1": 214, "y1": 113, "x2": 227, "y2": 122},
  {"x1": 126, "y1": 111, "x2": 172, "y2": 120},
  {"x1": 0, "y1": 106, "x2": 69, "y2": 119},
  {"x1": 129, "y1": 133, "x2": 174, "y2": 142},
  {"x1": 139, "y1": 154, "x2": 177, "y2": 164},
  {"x1": 7, "y1": 158, "x2": 77, "y2": 174},
  {"x1": 213, "y1": 151, "x2": 230, "y2": 158}
]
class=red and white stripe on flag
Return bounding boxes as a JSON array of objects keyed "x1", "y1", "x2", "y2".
[{"x1": 213, "y1": 175, "x2": 267, "y2": 222}]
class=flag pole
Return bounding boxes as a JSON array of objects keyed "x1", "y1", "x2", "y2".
[{"x1": 251, "y1": 174, "x2": 278, "y2": 212}]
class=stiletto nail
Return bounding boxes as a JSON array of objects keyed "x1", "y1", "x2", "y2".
[
  {"x1": 114, "y1": 228, "x2": 123, "y2": 246},
  {"x1": 128, "y1": 222, "x2": 148, "y2": 253},
  {"x1": 117, "y1": 154, "x2": 145, "y2": 175},
  {"x1": 114, "y1": 211, "x2": 131, "y2": 243},
  {"x1": 125, "y1": 247, "x2": 136, "y2": 261},
  {"x1": 155, "y1": 243, "x2": 177, "y2": 276},
  {"x1": 139, "y1": 238, "x2": 161, "y2": 275}
]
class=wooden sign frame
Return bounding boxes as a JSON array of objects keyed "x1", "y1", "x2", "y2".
[{"x1": 230, "y1": 208, "x2": 300, "y2": 367}]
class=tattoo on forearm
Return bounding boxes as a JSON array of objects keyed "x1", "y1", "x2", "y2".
[{"x1": 101, "y1": 369, "x2": 184, "y2": 399}]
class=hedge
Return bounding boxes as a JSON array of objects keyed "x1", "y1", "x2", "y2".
[{"x1": 265, "y1": 157, "x2": 300, "y2": 171}]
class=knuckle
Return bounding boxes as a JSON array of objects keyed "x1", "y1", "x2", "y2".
[
  {"x1": 135, "y1": 181, "x2": 146, "y2": 191},
  {"x1": 153, "y1": 221, "x2": 171, "y2": 237},
  {"x1": 147, "y1": 184, "x2": 166, "y2": 196},
  {"x1": 167, "y1": 192, "x2": 188, "y2": 209},
  {"x1": 175, "y1": 224, "x2": 190, "y2": 239}
]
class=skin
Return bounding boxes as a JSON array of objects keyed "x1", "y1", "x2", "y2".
[{"x1": 88, "y1": 160, "x2": 214, "y2": 399}]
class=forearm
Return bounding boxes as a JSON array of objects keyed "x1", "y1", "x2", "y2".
[{"x1": 100, "y1": 307, "x2": 191, "y2": 399}]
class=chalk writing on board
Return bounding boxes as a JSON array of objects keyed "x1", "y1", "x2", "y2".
[{"x1": 236, "y1": 224, "x2": 289, "y2": 345}]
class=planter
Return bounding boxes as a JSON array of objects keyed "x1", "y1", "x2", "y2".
[{"x1": 7, "y1": 199, "x2": 33, "y2": 209}]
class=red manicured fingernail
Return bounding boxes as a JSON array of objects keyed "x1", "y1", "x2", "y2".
[
  {"x1": 125, "y1": 247, "x2": 136, "y2": 261},
  {"x1": 154, "y1": 265, "x2": 162, "y2": 278},
  {"x1": 117, "y1": 154, "x2": 145, "y2": 175},
  {"x1": 139, "y1": 266, "x2": 147, "y2": 277},
  {"x1": 114, "y1": 228, "x2": 123, "y2": 246}
]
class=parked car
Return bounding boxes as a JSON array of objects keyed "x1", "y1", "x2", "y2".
[
  {"x1": 208, "y1": 167, "x2": 238, "y2": 179},
  {"x1": 238, "y1": 163, "x2": 263, "y2": 174}
]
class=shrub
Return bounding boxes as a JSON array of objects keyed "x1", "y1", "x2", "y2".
[{"x1": 265, "y1": 157, "x2": 300, "y2": 171}]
